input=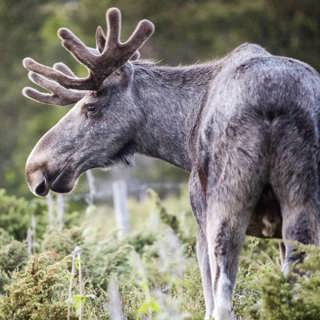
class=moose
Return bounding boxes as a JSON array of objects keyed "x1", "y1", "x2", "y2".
[{"x1": 22, "y1": 7, "x2": 320, "y2": 320}]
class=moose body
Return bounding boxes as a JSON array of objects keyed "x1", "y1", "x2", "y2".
[{"x1": 22, "y1": 8, "x2": 320, "y2": 320}]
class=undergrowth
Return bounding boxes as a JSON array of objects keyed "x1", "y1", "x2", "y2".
[{"x1": 0, "y1": 188, "x2": 319, "y2": 319}]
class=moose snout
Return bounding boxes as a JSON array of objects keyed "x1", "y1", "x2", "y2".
[
  {"x1": 26, "y1": 166, "x2": 50, "y2": 197},
  {"x1": 25, "y1": 149, "x2": 51, "y2": 197},
  {"x1": 26, "y1": 148, "x2": 76, "y2": 196}
]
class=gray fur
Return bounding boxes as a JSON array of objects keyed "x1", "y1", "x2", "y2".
[{"x1": 25, "y1": 42, "x2": 320, "y2": 320}]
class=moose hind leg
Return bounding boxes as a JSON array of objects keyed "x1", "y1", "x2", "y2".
[
  {"x1": 196, "y1": 230, "x2": 214, "y2": 319},
  {"x1": 204, "y1": 118, "x2": 268, "y2": 319},
  {"x1": 189, "y1": 169, "x2": 214, "y2": 318},
  {"x1": 279, "y1": 200, "x2": 320, "y2": 276},
  {"x1": 206, "y1": 199, "x2": 254, "y2": 320},
  {"x1": 270, "y1": 119, "x2": 320, "y2": 276}
]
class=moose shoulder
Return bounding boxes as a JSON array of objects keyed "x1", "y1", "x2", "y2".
[{"x1": 22, "y1": 8, "x2": 320, "y2": 320}]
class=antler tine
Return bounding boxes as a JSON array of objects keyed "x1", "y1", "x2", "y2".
[
  {"x1": 70, "y1": 8, "x2": 153, "y2": 86},
  {"x1": 58, "y1": 28, "x2": 98, "y2": 70},
  {"x1": 57, "y1": 8, "x2": 154, "y2": 88},
  {"x1": 23, "y1": 57, "x2": 96, "y2": 90},
  {"x1": 22, "y1": 64, "x2": 86, "y2": 106},
  {"x1": 96, "y1": 23, "x2": 141, "y2": 60},
  {"x1": 105, "y1": 8, "x2": 121, "y2": 49},
  {"x1": 22, "y1": 8, "x2": 154, "y2": 92},
  {"x1": 120, "y1": 19, "x2": 154, "y2": 54},
  {"x1": 22, "y1": 86, "x2": 61, "y2": 106},
  {"x1": 96, "y1": 26, "x2": 106, "y2": 53},
  {"x1": 53, "y1": 62, "x2": 77, "y2": 77},
  {"x1": 101, "y1": 8, "x2": 154, "y2": 61}
]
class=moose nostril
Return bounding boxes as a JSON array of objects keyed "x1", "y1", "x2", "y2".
[{"x1": 34, "y1": 177, "x2": 49, "y2": 196}]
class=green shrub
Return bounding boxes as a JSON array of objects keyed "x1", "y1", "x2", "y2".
[
  {"x1": 1, "y1": 188, "x2": 320, "y2": 320},
  {"x1": 41, "y1": 227, "x2": 83, "y2": 258},
  {"x1": 0, "y1": 228, "x2": 28, "y2": 293},
  {"x1": 82, "y1": 235, "x2": 134, "y2": 290},
  {"x1": 0, "y1": 239, "x2": 27, "y2": 274},
  {"x1": 0, "y1": 251, "x2": 75, "y2": 320},
  {"x1": 0, "y1": 189, "x2": 47, "y2": 240},
  {"x1": 0, "y1": 228, "x2": 13, "y2": 245},
  {"x1": 177, "y1": 262, "x2": 204, "y2": 319},
  {"x1": 148, "y1": 189, "x2": 196, "y2": 251},
  {"x1": 235, "y1": 241, "x2": 320, "y2": 320}
]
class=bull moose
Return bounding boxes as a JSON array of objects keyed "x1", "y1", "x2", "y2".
[{"x1": 22, "y1": 7, "x2": 320, "y2": 320}]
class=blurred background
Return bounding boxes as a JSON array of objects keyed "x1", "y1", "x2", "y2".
[{"x1": 1, "y1": 0, "x2": 320, "y2": 198}]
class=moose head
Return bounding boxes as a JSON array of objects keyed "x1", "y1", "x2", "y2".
[{"x1": 23, "y1": 8, "x2": 154, "y2": 196}]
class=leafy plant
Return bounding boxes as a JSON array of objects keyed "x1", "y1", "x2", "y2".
[
  {"x1": 0, "y1": 251, "x2": 75, "y2": 320},
  {"x1": 0, "y1": 189, "x2": 47, "y2": 240}
]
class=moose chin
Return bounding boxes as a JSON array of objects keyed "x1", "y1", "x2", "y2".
[{"x1": 22, "y1": 7, "x2": 320, "y2": 320}]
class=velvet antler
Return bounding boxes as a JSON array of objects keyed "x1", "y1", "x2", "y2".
[
  {"x1": 22, "y1": 63, "x2": 87, "y2": 105},
  {"x1": 22, "y1": 7, "x2": 154, "y2": 100}
]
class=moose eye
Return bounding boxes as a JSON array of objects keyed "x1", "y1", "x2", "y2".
[
  {"x1": 85, "y1": 104, "x2": 99, "y2": 117},
  {"x1": 86, "y1": 104, "x2": 96, "y2": 112}
]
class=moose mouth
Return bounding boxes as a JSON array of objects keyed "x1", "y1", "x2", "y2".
[
  {"x1": 50, "y1": 167, "x2": 77, "y2": 193},
  {"x1": 47, "y1": 156, "x2": 89, "y2": 194},
  {"x1": 47, "y1": 141, "x2": 135, "y2": 194}
]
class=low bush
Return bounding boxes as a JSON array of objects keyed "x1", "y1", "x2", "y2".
[
  {"x1": 0, "y1": 189, "x2": 319, "y2": 319},
  {"x1": 0, "y1": 251, "x2": 73, "y2": 320},
  {"x1": 0, "y1": 189, "x2": 47, "y2": 240}
]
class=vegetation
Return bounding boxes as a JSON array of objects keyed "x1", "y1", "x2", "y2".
[{"x1": 0, "y1": 189, "x2": 319, "y2": 319}]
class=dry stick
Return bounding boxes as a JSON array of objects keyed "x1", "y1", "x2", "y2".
[
  {"x1": 26, "y1": 215, "x2": 36, "y2": 256},
  {"x1": 77, "y1": 247, "x2": 83, "y2": 320},
  {"x1": 107, "y1": 277, "x2": 125, "y2": 320},
  {"x1": 57, "y1": 194, "x2": 65, "y2": 230},
  {"x1": 67, "y1": 247, "x2": 83, "y2": 320},
  {"x1": 85, "y1": 170, "x2": 96, "y2": 207},
  {"x1": 112, "y1": 180, "x2": 129, "y2": 237},
  {"x1": 31, "y1": 215, "x2": 36, "y2": 238},
  {"x1": 47, "y1": 192, "x2": 54, "y2": 229},
  {"x1": 26, "y1": 228, "x2": 33, "y2": 256},
  {"x1": 67, "y1": 247, "x2": 78, "y2": 320}
]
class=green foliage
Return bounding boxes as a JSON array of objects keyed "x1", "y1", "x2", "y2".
[
  {"x1": 127, "y1": 232, "x2": 156, "y2": 255},
  {"x1": 0, "y1": 228, "x2": 13, "y2": 245},
  {"x1": 0, "y1": 189, "x2": 47, "y2": 240},
  {"x1": 41, "y1": 227, "x2": 83, "y2": 258},
  {"x1": 257, "y1": 245, "x2": 320, "y2": 320},
  {"x1": 178, "y1": 263, "x2": 204, "y2": 320},
  {"x1": 0, "y1": 228, "x2": 28, "y2": 293},
  {"x1": 0, "y1": 189, "x2": 320, "y2": 319},
  {"x1": 148, "y1": 189, "x2": 196, "y2": 250},
  {"x1": 0, "y1": 239, "x2": 27, "y2": 275},
  {"x1": 234, "y1": 240, "x2": 320, "y2": 320},
  {"x1": 0, "y1": 252, "x2": 74, "y2": 320}
]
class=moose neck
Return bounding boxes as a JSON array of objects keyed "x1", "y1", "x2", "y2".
[{"x1": 132, "y1": 62, "x2": 214, "y2": 171}]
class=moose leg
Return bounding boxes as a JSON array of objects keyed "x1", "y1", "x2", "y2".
[
  {"x1": 196, "y1": 230, "x2": 214, "y2": 319},
  {"x1": 189, "y1": 169, "x2": 214, "y2": 318},
  {"x1": 270, "y1": 120, "x2": 320, "y2": 277},
  {"x1": 280, "y1": 200, "x2": 320, "y2": 276},
  {"x1": 206, "y1": 198, "x2": 254, "y2": 320}
]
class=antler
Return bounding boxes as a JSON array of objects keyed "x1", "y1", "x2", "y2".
[
  {"x1": 23, "y1": 8, "x2": 154, "y2": 94},
  {"x1": 22, "y1": 63, "x2": 87, "y2": 106},
  {"x1": 95, "y1": 24, "x2": 141, "y2": 60}
]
